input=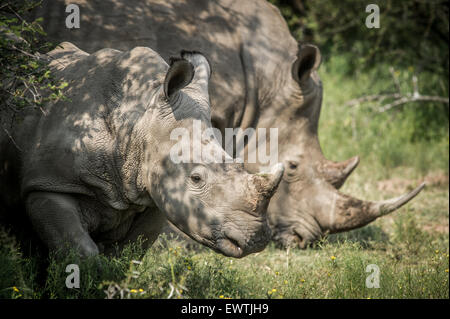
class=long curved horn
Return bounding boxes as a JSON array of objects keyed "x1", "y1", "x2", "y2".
[
  {"x1": 317, "y1": 156, "x2": 360, "y2": 189},
  {"x1": 372, "y1": 182, "x2": 426, "y2": 217},
  {"x1": 317, "y1": 182, "x2": 426, "y2": 233}
]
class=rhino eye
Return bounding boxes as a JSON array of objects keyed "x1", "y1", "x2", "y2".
[
  {"x1": 288, "y1": 161, "x2": 298, "y2": 170},
  {"x1": 190, "y1": 174, "x2": 202, "y2": 183}
]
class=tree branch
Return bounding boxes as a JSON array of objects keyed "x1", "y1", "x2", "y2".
[
  {"x1": 378, "y1": 94, "x2": 449, "y2": 113},
  {"x1": 345, "y1": 67, "x2": 449, "y2": 113}
]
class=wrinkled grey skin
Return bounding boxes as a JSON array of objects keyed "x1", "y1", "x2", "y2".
[
  {"x1": 0, "y1": 42, "x2": 284, "y2": 257},
  {"x1": 30, "y1": 0, "x2": 424, "y2": 248}
]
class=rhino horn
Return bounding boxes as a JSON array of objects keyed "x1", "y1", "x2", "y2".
[
  {"x1": 252, "y1": 163, "x2": 285, "y2": 198},
  {"x1": 328, "y1": 182, "x2": 426, "y2": 233},
  {"x1": 370, "y1": 182, "x2": 426, "y2": 217},
  {"x1": 318, "y1": 155, "x2": 360, "y2": 189}
]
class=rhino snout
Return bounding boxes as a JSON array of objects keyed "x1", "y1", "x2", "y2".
[{"x1": 216, "y1": 218, "x2": 272, "y2": 258}]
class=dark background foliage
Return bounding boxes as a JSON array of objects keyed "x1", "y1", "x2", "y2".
[
  {"x1": 270, "y1": 0, "x2": 449, "y2": 77},
  {"x1": 0, "y1": 0, "x2": 65, "y2": 113},
  {"x1": 270, "y1": 0, "x2": 449, "y2": 143}
]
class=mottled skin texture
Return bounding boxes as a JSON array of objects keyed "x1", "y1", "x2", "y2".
[
  {"x1": 29, "y1": 0, "x2": 424, "y2": 248},
  {"x1": 0, "y1": 42, "x2": 284, "y2": 257}
]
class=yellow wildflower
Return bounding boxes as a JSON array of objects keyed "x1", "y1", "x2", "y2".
[
  {"x1": 330, "y1": 256, "x2": 336, "y2": 261},
  {"x1": 219, "y1": 295, "x2": 224, "y2": 299},
  {"x1": 12, "y1": 286, "x2": 19, "y2": 292},
  {"x1": 130, "y1": 289, "x2": 137, "y2": 293}
]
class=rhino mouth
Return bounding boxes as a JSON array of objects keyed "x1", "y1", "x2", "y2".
[
  {"x1": 167, "y1": 222, "x2": 245, "y2": 258},
  {"x1": 216, "y1": 224, "x2": 271, "y2": 258},
  {"x1": 292, "y1": 228, "x2": 308, "y2": 249},
  {"x1": 216, "y1": 236, "x2": 244, "y2": 258}
]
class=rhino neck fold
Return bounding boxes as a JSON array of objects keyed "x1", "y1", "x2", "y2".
[{"x1": 109, "y1": 112, "x2": 155, "y2": 208}]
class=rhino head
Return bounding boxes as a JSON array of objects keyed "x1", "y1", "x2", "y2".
[
  {"x1": 259, "y1": 44, "x2": 425, "y2": 248},
  {"x1": 139, "y1": 51, "x2": 284, "y2": 257}
]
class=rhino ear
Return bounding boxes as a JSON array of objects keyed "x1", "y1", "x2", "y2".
[
  {"x1": 180, "y1": 51, "x2": 211, "y2": 96},
  {"x1": 164, "y1": 58, "x2": 195, "y2": 98},
  {"x1": 292, "y1": 44, "x2": 321, "y2": 84}
]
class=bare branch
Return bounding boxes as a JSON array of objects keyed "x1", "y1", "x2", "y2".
[
  {"x1": 389, "y1": 67, "x2": 402, "y2": 93},
  {"x1": 345, "y1": 67, "x2": 449, "y2": 113},
  {"x1": 2, "y1": 126, "x2": 22, "y2": 151},
  {"x1": 412, "y1": 75, "x2": 419, "y2": 98},
  {"x1": 344, "y1": 93, "x2": 402, "y2": 107},
  {"x1": 378, "y1": 94, "x2": 449, "y2": 113}
]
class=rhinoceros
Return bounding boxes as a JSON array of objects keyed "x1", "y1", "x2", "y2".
[
  {"x1": 30, "y1": 0, "x2": 424, "y2": 248},
  {"x1": 0, "y1": 42, "x2": 285, "y2": 257}
]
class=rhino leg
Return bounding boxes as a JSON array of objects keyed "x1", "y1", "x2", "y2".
[
  {"x1": 26, "y1": 192, "x2": 99, "y2": 257},
  {"x1": 110, "y1": 207, "x2": 166, "y2": 253}
]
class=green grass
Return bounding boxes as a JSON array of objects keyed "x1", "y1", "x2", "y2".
[
  {"x1": 0, "y1": 54, "x2": 448, "y2": 299},
  {"x1": 0, "y1": 179, "x2": 448, "y2": 299},
  {"x1": 0, "y1": 210, "x2": 448, "y2": 299}
]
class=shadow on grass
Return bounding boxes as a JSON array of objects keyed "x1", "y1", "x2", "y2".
[{"x1": 323, "y1": 225, "x2": 390, "y2": 249}]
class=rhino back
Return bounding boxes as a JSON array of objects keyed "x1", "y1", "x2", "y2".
[
  {"x1": 3, "y1": 43, "x2": 166, "y2": 210},
  {"x1": 29, "y1": 0, "x2": 296, "y2": 128}
]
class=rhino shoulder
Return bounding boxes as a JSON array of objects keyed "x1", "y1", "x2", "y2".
[
  {"x1": 46, "y1": 41, "x2": 89, "y2": 71},
  {"x1": 47, "y1": 41, "x2": 124, "y2": 72}
]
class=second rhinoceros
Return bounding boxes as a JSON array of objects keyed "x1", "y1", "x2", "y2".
[{"x1": 0, "y1": 42, "x2": 284, "y2": 257}]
